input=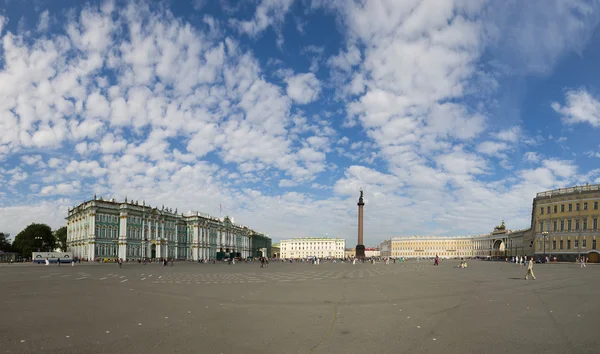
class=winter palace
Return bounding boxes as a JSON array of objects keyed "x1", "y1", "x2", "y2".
[{"x1": 66, "y1": 196, "x2": 271, "y2": 261}]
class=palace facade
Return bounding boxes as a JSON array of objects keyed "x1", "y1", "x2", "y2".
[
  {"x1": 532, "y1": 184, "x2": 600, "y2": 262},
  {"x1": 279, "y1": 237, "x2": 346, "y2": 259},
  {"x1": 66, "y1": 196, "x2": 270, "y2": 261}
]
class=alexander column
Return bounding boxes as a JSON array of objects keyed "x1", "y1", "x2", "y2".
[{"x1": 356, "y1": 189, "x2": 365, "y2": 259}]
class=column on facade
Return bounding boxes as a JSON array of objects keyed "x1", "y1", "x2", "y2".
[
  {"x1": 203, "y1": 227, "x2": 208, "y2": 259},
  {"x1": 88, "y1": 211, "x2": 97, "y2": 261},
  {"x1": 161, "y1": 219, "x2": 167, "y2": 258},
  {"x1": 153, "y1": 218, "x2": 160, "y2": 259},
  {"x1": 118, "y1": 212, "x2": 128, "y2": 260},
  {"x1": 174, "y1": 224, "x2": 179, "y2": 259},
  {"x1": 192, "y1": 223, "x2": 199, "y2": 261},
  {"x1": 141, "y1": 217, "x2": 146, "y2": 259}
]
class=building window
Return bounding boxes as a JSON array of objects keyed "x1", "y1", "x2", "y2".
[
  {"x1": 560, "y1": 220, "x2": 564, "y2": 231},
  {"x1": 568, "y1": 204, "x2": 572, "y2": 212},
  {"x1": 553, "y1": 221, "x2": 557, "y2": 231},
  {"x1": 540, "y1": 207, "x2": 544, "y2": 215},
  {"x1": 575, "y1": 219, "x2": 579, "y2": 230},
  {"x1": 554, "y1": 205, "x2": 558, "y2": 213},
  {"x1": 595, "y1": 201, "x2": 599, "y2": 210},
  {"x1": 547, "y1": 206, "x2": 551, "y2": 214},
  {"x1": 539, "y1": 222, "x2": 544, "y2": 232},
  {"x1": 567, "y1": 240, "x2": 571, "y2": 249},
  {"x1": 561, "y1": 205, "x2": 565, "y2": 212},
  {"x1": 584, "y1": 202, "x2": 588, "y2": 211},
  {"x1": 593, "y1": 239, "x2": 597, "y2": 250},
  {"x1": 583, "y1": 239, "x2": 587, "y2": 248},
  {"x1": 576, "y1": 203, "x2": 580, "y2": 211},
  {"x1": 552, "y1": 240, "x2": 556, "y2": 249},
  {"x1": 560, "y1": 240, "x2": 563, "y2": 249},
  {"x1": 568, "y1": 219, "x2": 572, "y2": 230},
  {"x1": 583, "y1": 218, "x2": 588, "y2": 230},
  {"x1": 575, "y1": 239, "x2": 579, "y2": 248},
  {"x1": 594, "y1": 218, "x2": 598, "y2": 230}
]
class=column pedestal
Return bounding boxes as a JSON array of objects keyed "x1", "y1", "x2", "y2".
[{"x1": 355, "y1": 244, "x2": 365, "y2": 259}]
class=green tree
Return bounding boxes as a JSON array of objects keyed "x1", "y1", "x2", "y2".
[
  {"x1": 12, "y1": 223, "x2": 56, "y2": 258},
  {"x1": 55, "y1": 226, "x2": 67, "y2": 252},
  {"x1": 0, "y1": 232, "x2": 12, "y2": 252}
]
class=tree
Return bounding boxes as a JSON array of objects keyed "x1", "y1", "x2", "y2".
[
  {"x1": 55, "y1": 226, "x2": 67, "y2": 252},
  {"x1": 0, "y1": 232, "x2": 12, "y2": 252},
  {"x1": 12, "y1": 223, "x2": 56, "y2": 258}
]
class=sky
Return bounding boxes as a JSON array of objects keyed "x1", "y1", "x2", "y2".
[{"x1": 2, "y1": 0, "x2": 600, "y2": 246}]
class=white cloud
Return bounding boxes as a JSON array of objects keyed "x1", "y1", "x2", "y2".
[
  {"x1": 495, "y1": 126, "x2": 521, "y2": 143},
  {"x1": 523, "y1": 152, "x2": 542, "y2": 163},
  {"x1": 230, "y1": 0, "x2": 294, "y2": 44},
  {"x1": 585, "y1": 150, "x2": 600, "y2": 158},
  {"x1": 40, "y1": 181, "x2": 81, "y2": 196},
  {"x1": 285, "y1": 73, "x2": 321, "y2": 104},
  {"x1": 552, "y1": 89, "x2": 600, "y2": 127},
  {"x1": 37, "y1": 10, "x2": 50, "y2": 32},
  {"x1": 476, "y1": 141, "x2": 509, "y2": 156},
  {"x1": 21, "y1": 155, "x2": 43, "y2": 166}
]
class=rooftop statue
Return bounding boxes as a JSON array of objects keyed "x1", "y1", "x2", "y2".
[{"x1": 494, "y1": 220, "x2": 506, "y2": 231}]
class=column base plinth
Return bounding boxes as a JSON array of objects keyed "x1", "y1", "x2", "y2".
[{"x1": 355, "y1": 244, "x2": 365, "y2": 259}]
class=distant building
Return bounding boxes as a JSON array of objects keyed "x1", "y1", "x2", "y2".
[
  {"x1": 280, "y1": 237, "x2": 345, "y2": 259},
  {"x1": 379, "y1": 221, "x2": 529, "y2": 259},
  {"x1": 271, "y1": 243, "x2": 280, "y2": 258},
  {"x1": 365, "y1": 247, "x2": 380, "y2": 257},
  {"x1": 0, "y1": 251, "x2": 20, "y2": 263}
]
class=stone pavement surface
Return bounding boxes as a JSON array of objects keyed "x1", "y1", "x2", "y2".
[{"x1": 0, "y1": 260, "x2": 598, "y2": 354}]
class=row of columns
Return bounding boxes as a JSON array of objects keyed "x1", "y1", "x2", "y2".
[{"x1": 68, "y1": 211, "x2": 253, "y2": 261}]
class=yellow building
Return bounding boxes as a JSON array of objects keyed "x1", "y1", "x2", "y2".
[
  {"x1": 380, "y1": 222, "x2": 531, "y2": 260},
  {"x1": 532, "y1": 184, "x2": 600, "y2": 262}
]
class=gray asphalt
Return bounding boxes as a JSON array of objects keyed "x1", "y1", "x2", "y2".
[{"x1": 0, "y1": 259, "x2": 598, "y2": 354}]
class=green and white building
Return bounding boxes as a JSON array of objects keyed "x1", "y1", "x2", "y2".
[{"x1": 66, "y1": 196, "x2": 268, "y2": 261}]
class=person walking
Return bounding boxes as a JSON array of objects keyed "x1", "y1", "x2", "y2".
[
  {"x1": 580, "y1": 257, "x2": 586, "y2": 268},
  {"x1": 525, "y1": 257, "x2": 536, "y2": 280}
]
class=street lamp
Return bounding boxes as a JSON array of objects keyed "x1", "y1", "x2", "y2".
[
  {"x1": 35, "y1": 236, "x2": 43, "y2": 251},
  {"x1": 542, "y1": 231, "x2": 549, "y2": 261}
]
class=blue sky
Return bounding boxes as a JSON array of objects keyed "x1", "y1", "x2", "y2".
[{"x1": 2, "y1": 0, "x2": 600, "y2": 245}]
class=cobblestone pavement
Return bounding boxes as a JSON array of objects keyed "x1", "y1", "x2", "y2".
[{"x1": 1, "y1": 260, "x2": 598, "y2": 354}]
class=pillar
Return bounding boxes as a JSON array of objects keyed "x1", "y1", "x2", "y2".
[
  {"x1": 192, "y1": 224, "x2": 199, "y2": 261},
  {"x1": 141, "y1": 217, "x2": 146, "y2": 259},
  {"x1": 356, "y1": 190, "x2": 366, "y2": 258},
  {"x1": 119, "y1": 211, "x2": 128, "y2": 260}
]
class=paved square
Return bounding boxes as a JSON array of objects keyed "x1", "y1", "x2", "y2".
[{"x1": 0, "y1": 260, "x2": 598, "y2": 353}]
